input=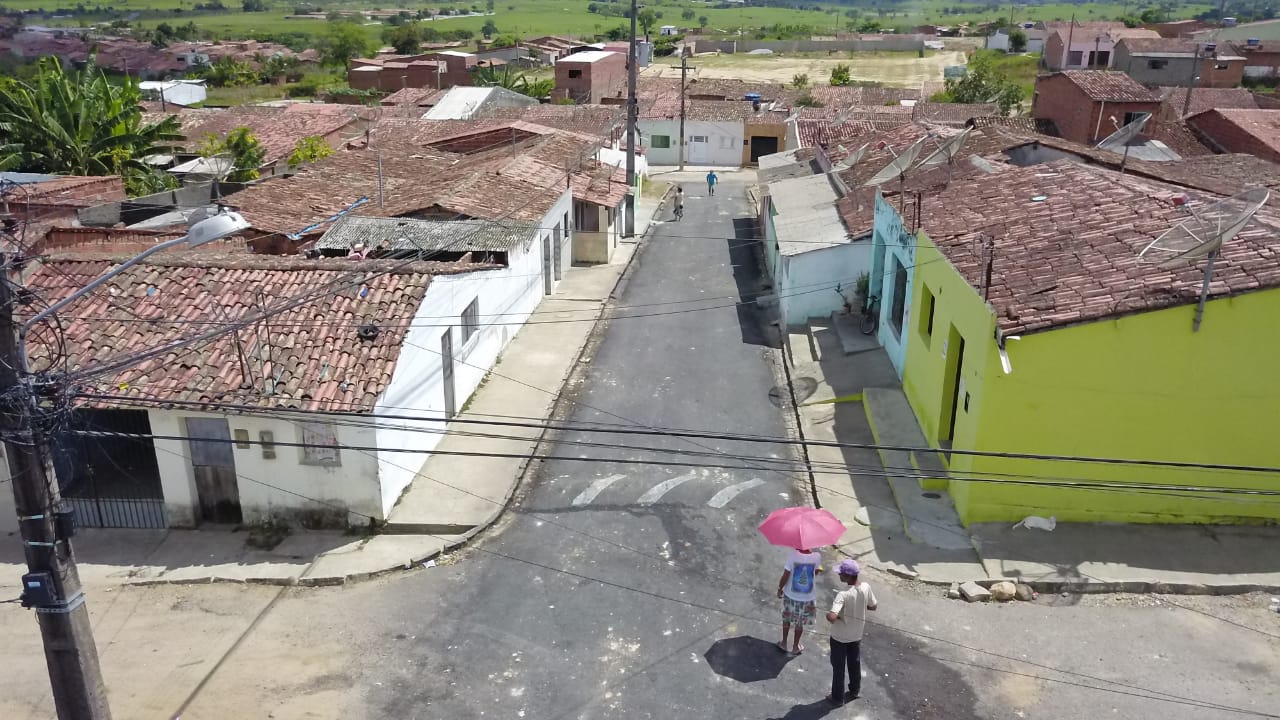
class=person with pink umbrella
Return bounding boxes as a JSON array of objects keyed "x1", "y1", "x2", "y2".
[{"x1": 759, "y1": 506, "x2": 847, "y2": 656}]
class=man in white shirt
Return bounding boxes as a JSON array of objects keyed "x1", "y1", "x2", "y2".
[
  {"x1": 776, "y1": 547, "x2": 821, "y2": 655},
  {"x1": 825, "y1": 558, "x2": 877, "y2": 706}
]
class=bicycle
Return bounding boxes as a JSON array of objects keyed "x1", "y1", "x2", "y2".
[{"x1": 859, "y1": 295, "x2": 879, "y2": 335}]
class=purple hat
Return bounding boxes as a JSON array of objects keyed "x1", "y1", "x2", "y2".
[{"x1": 837, "y1": 559, "x2": 861, "y2": 576}]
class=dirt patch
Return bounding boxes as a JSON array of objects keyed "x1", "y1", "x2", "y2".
[{"x1": 645, "y1": 51, "x2": 968, "y2": 88}]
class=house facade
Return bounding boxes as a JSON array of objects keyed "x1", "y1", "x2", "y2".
[
  {"x1": 554, "y1": 50, "x2": 626, "y2": 104},
  {"x1": 1031, "y1": 70, "x2": 1162, "y2": 144},
  {"x1": 1114, "y1": 38, "x2": 1245, "y2": 88},
  {"x1": 1186, "y1": 108, "x2": 1280, "y2": 162},
  {"x1": 889, "y1": 161, "x2": 1280, "y2": 525},
  {"x1": 867, "y1": 192, "x2": 918, "y2": 378},
  {"x1": 29, "y1": 212, "x2": 561, "y2": 530}
]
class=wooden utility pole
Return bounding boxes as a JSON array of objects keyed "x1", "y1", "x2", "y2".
[
  {"x1": 0, "y1": 234, "x2": 112, "y2": 719},
  {"x1": 679, "y1": 53, "x2": 688, "y2": 171}
]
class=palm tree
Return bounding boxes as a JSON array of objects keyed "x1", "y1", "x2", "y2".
[
  {"x1": 0, "y1": 57, "x2": 181, "y2": 195},
  {"x1": 472, "y1": 65, "x2": 552, "y2": 99}
]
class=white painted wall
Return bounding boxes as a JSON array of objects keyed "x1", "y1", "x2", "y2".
[
  {"x1": 148, "y1": 409, "x2": 383, "y2": 526},
  {"x1": 639, "y1": 119, "x2": 745, "y2": 166},
  {"x1": 373, "y1": 189, "x2": 570, "y2": 514},
  {"x1": 779, "y1": 241, "x2": 873, "y2": 325}
]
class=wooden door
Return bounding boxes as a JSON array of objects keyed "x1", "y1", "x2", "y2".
[{"x1": 185, "y1": 417, "x2": 242, "y2": 524}]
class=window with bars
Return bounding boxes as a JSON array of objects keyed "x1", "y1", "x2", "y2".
[{"x1": 462, "y1": 297, "x2": 479, "y2": 345}]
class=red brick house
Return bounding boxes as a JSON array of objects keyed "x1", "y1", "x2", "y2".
[
  {"x1": 554, "y1": 50, "x2": 627, "y2": 104},
  {"x1": 1032, "y1": 70, "x2": 1161, "y2": 144},
  {"x1": 1185, "y1": 108, "x2": 1280, "y2": 162}
]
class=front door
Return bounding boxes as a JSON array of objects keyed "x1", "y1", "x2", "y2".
[
  {"x1": 441, "y1": 328, "x2": 456, "y2": 419},
  {"x1": 688, "y1": 135, "x2": 709, "y2": 164},
  {"x1": 185, "y1": 417, "x2": 241, "y2": 524},
  {"x1": 542, "y1": 234, "x2": 553, "y2": 295},
  {"x1": 939, "y1": 327, "x2": 966, "y2": 452},
  {"x1": 750, "y1": 135, "x2": 779, "y2": 163}
]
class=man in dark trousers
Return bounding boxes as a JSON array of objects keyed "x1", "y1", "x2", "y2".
[
  {"x1": 825, "y1": 559, "x2": 877, "y2": 707},
  {"x1": 705, "y1": 170, "x2": 718, "y2": 196}
]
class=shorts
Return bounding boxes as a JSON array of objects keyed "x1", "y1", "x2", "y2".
[{"x1": 782, "y1": 596, "x2": 816, "y2": 626}]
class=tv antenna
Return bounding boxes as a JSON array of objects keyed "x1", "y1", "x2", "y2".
[
  {"x1": 915, "y1": 127, "x2": 972, "y2": 183},
  {"x1": 832, "y1": 142, "x2": 870, "y2": 171},
  {"x1": 1138, "y1": 187, "x2": 1270, "y2": 331},
  {"x1": 863, "y1": 135, "x2": 927, "y2": 211},
  {"x1": 1096, "y1": 111, "x2": 1151, "y2": 174}
]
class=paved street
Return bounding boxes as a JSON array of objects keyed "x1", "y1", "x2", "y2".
[{"x1": 3, "y1": 174, "x2": 1279, "y2": 720}]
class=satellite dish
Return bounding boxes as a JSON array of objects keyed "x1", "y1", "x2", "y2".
[
  {"x1": 916, "y1": 127, "x2": 972, "y2": 181},
  {"x1": 863, "y1": 136, "x2": 927, "y2": 187},
  {"x1": 832, "y1": 143, "x2": 870, "y2": 171},
  {"x1": 1139, "y1": 187, "x2": 1269, "y2": 267},
  {"x1": 1138, "y1": 187, "x2": 1270, "y2": 332},
  {"x1": 1096, "y1": 111, "x2": 1151, "y2": 152}
]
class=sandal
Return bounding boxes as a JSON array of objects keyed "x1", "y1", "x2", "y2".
[{"x1": 792, "y1": 644, "x2": 804, "y2": 655}]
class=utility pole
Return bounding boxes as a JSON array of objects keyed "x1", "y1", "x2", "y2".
[
  {"x1": 1183, "y1": 44, "x2": 1202, "y2": 117},
  {"x1": 624, "y1": 0, "x2": 639, "y2": 237},
  {"x1": 678, "y1": 53, "x2": 687, "y2": 171},
  {"x1": 0, "y1": 218, "x2": 112, "y2": 719}
]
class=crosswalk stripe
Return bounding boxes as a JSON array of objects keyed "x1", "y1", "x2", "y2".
[
  {"x1": 706, "y1": 479, "x2": 765, "y2": 508},
  {"x1": 636, "y1": 473, "x2": 697, "y2": 505},
  {"x1": 571, "y1": 475, "x2": 625, "y2": 506}
]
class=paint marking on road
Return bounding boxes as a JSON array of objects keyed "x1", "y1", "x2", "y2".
[
  {"x1": 637, "y1": 473, "x2": 697, "y2": 505},
  {"x1": 572, "y1": 475, "x2": 626, "y2": 506},
  {"x1": 706, "y1": 479, "x2": 766, "y2": 508}
]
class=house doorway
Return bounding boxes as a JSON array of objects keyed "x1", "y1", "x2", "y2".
[
  {"x1": 542, "y1": 233, "x2": 553, "y2": 295},
  {"x1": 688, "y1": 135, "x2": 709, "y2": 164},
  {"x1": 441, "y1": 328, "x2": 456, "y2": 419},
  {"x1": 749, "y1": 136, "x2": 779, "y2": 163},
  {"x1": 54, "y1": 409, "x2": 167, "y2": 529},
  {"x1": 185, "y1": 417, "x2": 242, "y2": 524},
  {"x1": 938, "y1": 326, "x2": 966, "y2": 454}
]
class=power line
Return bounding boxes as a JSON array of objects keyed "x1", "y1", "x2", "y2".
[{"x1": 69, "y1": 392, "x2": 1280, "y2": 479}]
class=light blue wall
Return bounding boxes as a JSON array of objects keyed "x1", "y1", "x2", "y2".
[{"x1": 870, "y1": 192, "x2": 917, "y2": 378}]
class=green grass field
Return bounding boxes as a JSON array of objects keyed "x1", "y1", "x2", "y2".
[{"x1": 22, "y1": 0, "x2": 1214, "y2": 49}]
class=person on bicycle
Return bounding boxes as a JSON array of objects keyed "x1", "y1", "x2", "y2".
[{"x1": 673, "y1": 186, "x2": 685, "y2": 220}]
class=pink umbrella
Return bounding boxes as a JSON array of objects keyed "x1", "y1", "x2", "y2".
[{"x1": 758, "y1": 506, "x2": 846, "y2": 549}]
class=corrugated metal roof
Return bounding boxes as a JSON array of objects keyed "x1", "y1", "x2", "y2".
[{"x1": 318, "y1": 216, "x2": 539, "y2": 252}]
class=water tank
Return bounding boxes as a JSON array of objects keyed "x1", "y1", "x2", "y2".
[
  {"x1": 744, "y1": 92, "x2": 762, "y2": 101},
  {"x1": 1248, "y1": 37, "x2": 1261, "y2": 47},
  {"x1": 1223, "y1": 16, "x2": 1238, "y2": 26}
]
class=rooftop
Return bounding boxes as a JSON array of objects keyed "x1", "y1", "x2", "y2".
[
  {"x1": 793, "y1": 117, "x2": 912, "y2": 149},
  {"x1": 423, "y1": 86, "x2": 536, "y2": 120},
  {"x1": 469, "y1": 103, "x2": 623, "y2": 138},
  {"x1": 0, "y1": 174, "x2": 126, "y2": 208},
  {"x1": 768, "y1": 173, "x2": 851, "y2": 256},
  {"x1": 921, "y1": 161, "x2": 1280, "y2": 335},
  {"x1": 1118, "y1": 37, "x2": 1201, "y2": 55},
  {"x1": 1056, "y1": 70, "x2": 1159, "y2": 103},
  {"x1": 25, "y1": 254, "x2": 489, "y2": 412},
  {"x1": 148, "y1": 106, "x2": 361, "y2": 165},
  {"x1": 911, "y1": 102, "x2": 999, "y2": 126},
  {"x1": 1159, "y1": 86, "x2": 1259, "y2": 117},
  {"x1": 559, "y1": 50, "x2": 618, "y2": 63},
  {"x1": 1187, "y1": 108, "x2": 1280, "y2": 157},
  {"x1": 317, "y1": 216, "x2": 539, "y2": 252}
]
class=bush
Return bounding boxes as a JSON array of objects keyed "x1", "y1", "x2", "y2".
[
  {"x1": 794, "y1": 94, "x2": 822, "y2": 107},
  {"x1": 829, "y1": 63, "x2": 851, "y2": 86},
  {"x1": 792, "y1": 72, "x2": 808, "y2": 89}
]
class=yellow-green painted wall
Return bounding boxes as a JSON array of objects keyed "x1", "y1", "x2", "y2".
[{"x1": 902, "y1": 232, "x2": 1280, "y2": 525}]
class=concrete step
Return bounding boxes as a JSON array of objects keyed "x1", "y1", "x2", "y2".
[
  {"x1": 863, "y1": 387, "x2": 973, "y2": 552},
  {"x1": 787, "y1": 325, "x2": 818, "y2": 365},
  {"x1": 832, "y1": 311, "x2": 882, "y2": 355}
]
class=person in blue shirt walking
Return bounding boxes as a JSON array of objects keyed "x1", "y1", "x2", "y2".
[{"x1": 706, "y1": 170, "x2": 718, "y2": 196}]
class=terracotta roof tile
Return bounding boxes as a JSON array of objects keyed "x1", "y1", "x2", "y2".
[
  {"x1": 920, "y1": 161, "x2": 1280, "y2": 335},
  {"x1": 25, "y1": 254, "x2": 489, "y2": 412},
  {"x1": 793, "y1": 117, "x2": 912, "y2": 148},
  {"x1": 1159, "y1": 87, "x2": 1258, "y2": 117},
  {"x1": 147, "y1": 106, "x2": 361, "y2": 165},
  {"x1": 1059, "y1": 70, "x2": 1158, "y2": 102},
  {"x1": 911, "y1": 102, "x2": 999, "y2": 126}
]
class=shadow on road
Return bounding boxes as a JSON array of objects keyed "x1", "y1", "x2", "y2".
[
  {"x1": 729, "y1": 217, "x2": 777, "y2": 348},
  {"x1": 765, "y1": 698, "x2": 838, "y2": 720},
  {"x1": 704, "y1": 635, "x2": 795, "y2": 683}
]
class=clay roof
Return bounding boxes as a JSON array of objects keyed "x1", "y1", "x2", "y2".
[
  {"x1": 2, "y1": 175, "x2": 126, "y2": 208},
  {"x1": 317, "y1": 216, "x2": 539, "y2": 252},
  {"x1": 1159, "y1": 87, "x2": 1259, "y2": 117},
  {"x1": 469, "y1": 103, "x2": 623, "y2": 137},
  {"x1": 911, "y1": 102, "x2": 999, "y2": 126},
  {"x1": 921, "y1": 161, "x2": 1280, "y2": 335},
  {"x1": 25, "y1": 254, "x2": 490, "y2": 412},
  {"x1": 148, "y1": 106, "x2": 361, "y2": 165},
  {"x1": 380, "y1": 87, "x2": 446, "y2": 107},
  {"x1": 966, "y1": 115, "x2": 1058, "y2": 135},
  {"x1": 1187, "y1": 108, "x2": 1280, "y2": 157},
  {"x1": 793, "y1": 117, "x2": 912, "y2": 148},
  {"x1": 1057, "y1": 70, "x2": 1158, "y2": 102},
  {"x1": 1119, "y1": 37, "x2": 1199, "y2": 55}
]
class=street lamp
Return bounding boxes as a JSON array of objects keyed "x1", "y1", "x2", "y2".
[{"x1": 19, "y1": 209, "x2": 250, "y2": 368}]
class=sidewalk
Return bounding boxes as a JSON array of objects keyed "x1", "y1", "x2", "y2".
[
  {"x1": 0, "y1": 190, "x2": 671, "y2": 590},
  {"x1": 789, "y1": 314, "x2": 1280, "y2": 595}
]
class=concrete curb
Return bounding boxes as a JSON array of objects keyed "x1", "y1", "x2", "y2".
[{"x1": 944, "y1": 575, "x2": 1280, "y2": 597}]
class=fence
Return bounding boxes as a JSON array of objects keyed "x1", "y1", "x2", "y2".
[{"x1": 695, "y1": 36, "x2": 927, "y2": 54}]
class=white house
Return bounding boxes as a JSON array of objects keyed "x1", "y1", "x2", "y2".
[
  {"x1": 660, "y1": 25, "x2": 678, "y2": 36},
  {"x1": 139, "y1": 79, "x2": 208, "y2": 107},
  {"x1": 28, "y1": 210, "x2": 569, "y2": 530},
  {"x1": 758, "y1": 164, "x2": 872, "y2": 326},
  {"x1": 985, "y1": 27, "x2": 1046, "y2": 54}
]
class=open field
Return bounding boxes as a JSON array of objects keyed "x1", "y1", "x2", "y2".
[
  {"x1": 647, "y1": 49, "x2": 967, "y2": 87},
  {"x1": 19, "y1": 0, "x2": 1216, "y2": 48}
]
